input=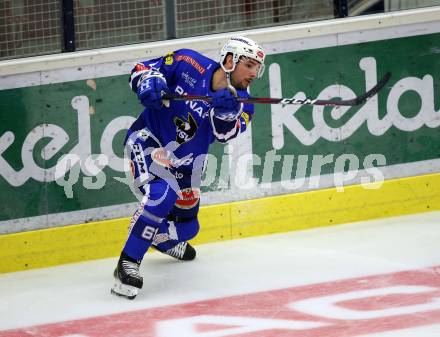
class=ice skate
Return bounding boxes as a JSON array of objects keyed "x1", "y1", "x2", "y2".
[
  {"x1": 155, "y1": 241, "x2": 196, "y2": 261},
  {"x1": 111, "y1": 252, "x2": 143, "y2": 299}
]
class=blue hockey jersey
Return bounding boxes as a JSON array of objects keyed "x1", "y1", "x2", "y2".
[{"x1": 127, "y1": 49, "x2": 254, "y2": 175}]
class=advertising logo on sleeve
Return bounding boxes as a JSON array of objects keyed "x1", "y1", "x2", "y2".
[
  {"x1": 181, "y1": 72, "x2": 197, "y2": 88},
  {"x1": 176, "y1": 55, "x2": 206, "y2": 74}
]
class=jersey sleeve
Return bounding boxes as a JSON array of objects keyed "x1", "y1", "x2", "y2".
[{"x1": 128, "y1": 52, "x2": 181, "y2": 94}]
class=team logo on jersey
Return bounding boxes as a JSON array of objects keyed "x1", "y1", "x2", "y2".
[
  {"x1": 176, "y1": 187, "x2": 200, "y2": 209},
  {"x1": 174, "y1": 112, "x2": 198, "y2": 144},
  {"x1": 165, "y1": 52, "x2": 174, "y2": 65}
]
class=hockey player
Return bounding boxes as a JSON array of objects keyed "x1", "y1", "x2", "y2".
[{"x1": 111, "y1": 36, "x2": 265, "y2": 299}]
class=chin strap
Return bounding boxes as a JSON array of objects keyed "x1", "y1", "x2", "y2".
[{"x1": 226, "y1": 72, "x2": 238, "y2": 97}]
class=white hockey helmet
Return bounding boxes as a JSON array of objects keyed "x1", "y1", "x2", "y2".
[{"x1": 219, "y1": 36, "x2": 266, "y2": 78}]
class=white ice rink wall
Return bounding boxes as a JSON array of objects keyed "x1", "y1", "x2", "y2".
[{"x1": 0, "y1": 6, "x2": 439, "y2": 272}]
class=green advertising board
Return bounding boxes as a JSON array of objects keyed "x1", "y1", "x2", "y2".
[
  {"x1": 0, "y1": 32, "x2": 439, "y2": 230},
  {"x1": 249, "y1": 32, "x2": 440, "y2": 185}
]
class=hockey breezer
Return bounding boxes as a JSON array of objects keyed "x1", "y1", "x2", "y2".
[{"x1": 165, "y1": 72, "x2": 391, "y2": 107}]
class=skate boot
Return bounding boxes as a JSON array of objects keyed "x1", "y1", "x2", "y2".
[
  {"x1": 155, "y1": 241, "x2": 196, "y2": 261},
  {"x1": 111, "y1": 252, "x2": 143, "y2": 299}
]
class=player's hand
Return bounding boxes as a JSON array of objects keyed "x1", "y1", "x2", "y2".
[
  {"x1": 211, "y1": 89, "x2": 242, "y2": 121},
  {"x1": 137, "y1": 73, "x2": 170, "y2": 110}
]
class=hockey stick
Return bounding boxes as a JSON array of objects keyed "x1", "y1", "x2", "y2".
[{"x1": 164, "y1": 72, "x2": 391, "y2": 107}]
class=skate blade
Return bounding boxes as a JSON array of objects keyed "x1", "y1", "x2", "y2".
[{"x1": 111, "y1": 279, "x2": 139, "y2": 300}]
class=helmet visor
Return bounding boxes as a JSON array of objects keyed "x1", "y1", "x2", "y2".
[{"x1": 238, "y1": 56, "x2": 265, "y2": 78}]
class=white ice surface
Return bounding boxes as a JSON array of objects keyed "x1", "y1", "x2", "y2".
[{"x1": 0, "y1": 211, "x2": 439, "y2": 331}]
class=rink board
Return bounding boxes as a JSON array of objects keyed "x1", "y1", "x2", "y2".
[
  {"x1": 0, "y1": 172, "x2": 439, "y2": 273},
  {"x1": 0, "y1": 8, "x2": 439, "y2": 233}
]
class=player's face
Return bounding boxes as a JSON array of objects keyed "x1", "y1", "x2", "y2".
[{"x1": 230, "y1": 57, "x2": 261, "y2": 90}]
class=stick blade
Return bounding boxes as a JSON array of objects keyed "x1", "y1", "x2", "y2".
[
  {"x1": 314, "y1": 72, "x2": 392, "y2": 107},
  {"x1": 354, "y1": 71, "x2": 391, "y2": 105}
]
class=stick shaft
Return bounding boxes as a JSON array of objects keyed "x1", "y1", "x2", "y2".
[{"x1": 164, "y1": 72, "x2": 391, "y2": 107}]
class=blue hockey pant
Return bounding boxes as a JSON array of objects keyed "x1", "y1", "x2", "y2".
[{"x1": 122, "y1": 129, "x2": 200, "y2": 261}]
